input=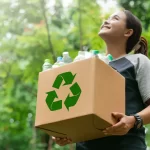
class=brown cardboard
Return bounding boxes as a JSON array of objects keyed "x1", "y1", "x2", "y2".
[{"x1": 35, "y1": 57, "x2": 125, "y2": 143}]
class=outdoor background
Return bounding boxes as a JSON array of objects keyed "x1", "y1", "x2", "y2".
[{"x1": 0, "y1": 0, "x2": 150, "y2": 150}]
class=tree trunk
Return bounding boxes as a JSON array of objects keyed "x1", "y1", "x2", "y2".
[
  {"x1": 78, "y1": 0, "x2": 83, "y2": 51},
  {"x1": 40, "y1": 0, "x2": 57, "y2": 61}
]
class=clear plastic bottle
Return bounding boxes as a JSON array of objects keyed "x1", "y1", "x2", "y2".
[
  {"x1": 83, "y1": 46, "x2": 91, "y2": 59},
  {"x1": 62, "y1": 52, "x2": 72, "y2": 64},
  {"x1": 97, "y1": 53, "x2": 104, "y2": 60},
  {"x1": 85, "y1": 50, "x2": 99, "y2": 58},
  {"x1": 83, "y1": 51, "x2": 92, "y2": 58},
  {"x1": 74, "y1": 51, "x2": 85, "y2": 62},
  {"x1": 89, "y1": 50, "x2": 94, "y2": 57},
  {"x1": 42, "y1": 59, "x2": 52, "y2": 71},
  {"x1": 52, "y1": 57, "x2": 64, "y2": 68}
]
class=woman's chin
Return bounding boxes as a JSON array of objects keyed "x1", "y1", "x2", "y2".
[{"x1": 98, "y1": 30, "x2": 110, "y2": 37}]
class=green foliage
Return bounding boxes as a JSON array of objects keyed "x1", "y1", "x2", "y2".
[
  {"x1": 146, "y1": 125, "x2": 150, "y2": 147},
  {"x1": 0, "y1": 0, "x2": 150, "y2": 150},
  {"x1": 118, "y1": 0, "x2": 150, "y2": 30}
]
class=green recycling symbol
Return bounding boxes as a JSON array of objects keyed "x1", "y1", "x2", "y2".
[{"x1": 46, "y1": 72, "x2": 82, "y2": 111}]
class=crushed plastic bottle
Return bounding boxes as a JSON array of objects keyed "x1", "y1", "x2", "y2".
[{"x1": 74, "y1": 51, "x2": 85, "y2": 62}]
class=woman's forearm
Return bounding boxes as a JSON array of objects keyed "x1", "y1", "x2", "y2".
[{"x1": 138, "y1": 105, "x2": 150, "y2": 125}]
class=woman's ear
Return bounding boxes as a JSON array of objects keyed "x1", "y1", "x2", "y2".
[{"x1": 124, "y1": 29, "x2": 133, "y2": 38}]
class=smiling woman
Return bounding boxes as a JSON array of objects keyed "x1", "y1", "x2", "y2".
[
  {"x1": 76, "y1": 10, "x2": 150, "y2": 150},
  {"x1": 99, "y1": 11, "x2": 128, "y2": 42},
  {"x1": 53, "y1": 9, "x2": 150, "y2": 150}
]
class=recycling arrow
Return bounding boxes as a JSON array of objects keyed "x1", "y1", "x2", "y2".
[
  {"x1": 45, "y1": 71, "x2": 82, "y2": 111},
  {"x1": 52, "y1": 72, "x2": 76, "y2": 89},
  {"x1": 46, "y1": 90, "x2": 62, "y2": 111},
  {"x1": 64, "y1": 82, "x2": 81, "y2": 111}
]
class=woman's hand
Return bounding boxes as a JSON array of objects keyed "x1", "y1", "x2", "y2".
[
  {"x1": 52, "y1": 136, "x2": 72, "y2": 146},
  {"x1": 102, "y1": 112, "x2": 136, "y2": 135}
]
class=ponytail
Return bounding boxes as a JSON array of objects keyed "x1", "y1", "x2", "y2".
[
  {"x1": 134, "y1": 37, "x2": 148, "y2": 56},
  {"x1": 124, "y1": 10, "x2": 148, "y2": 57}
]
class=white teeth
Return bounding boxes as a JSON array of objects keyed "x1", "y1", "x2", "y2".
[{"x1": 103, "y1": 26, "x2": 110, "y2": 29}]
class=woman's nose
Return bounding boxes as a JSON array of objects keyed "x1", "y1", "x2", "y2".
[
  {"x1": 104, "y1": 19, "x2": 110, "y2": 25},
  {"x1": 101, "y1": 18, "x2": 110, "y2": 29}
]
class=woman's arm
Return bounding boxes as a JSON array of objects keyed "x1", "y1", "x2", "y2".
[
  {"x1": 102, "y1": 105, "x2": 150, "y2": 136},
  {"x1": 138, "y1": 105, "x2": 150, "y2": 125},
  {"x1": 103, "y1": 55, "x2": 150, "y2": 136}
]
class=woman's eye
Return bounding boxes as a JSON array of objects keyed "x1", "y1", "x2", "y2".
[{"x1": 114, "y1": 17, "x2": 119, "y2": 20}]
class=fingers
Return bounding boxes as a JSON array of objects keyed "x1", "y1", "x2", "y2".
[
  {"x1": 103, "y1": 121, "x2": 123, "y2": 132},
  {"x1": 57, "y1": 138, "x2": 71, "y2": 146},
  {"x1": 52, "y1": 136, "x2": 72, "y2": 146},
  {"x1": 109, "y1": 121, "x2": 125, "y2": 130},
  {"x1": 102, "y1": 120, "x2": 128, "y2": 135},
  {"x1": 103, "y1": 127, "x2": 125, "y2": 135},
  {"x1": 104, "y1": 132, "x2": 124, "y2": 136},
  {"x1": 112, "y1": 112, "x2": 124, "y2": 120},
  {"x1": 102, "y1": 113, "x2": 131, "y2": 136}
]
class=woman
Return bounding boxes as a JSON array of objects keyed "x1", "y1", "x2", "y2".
[{"x1": 53, "y1": 10, "x2": 150, "y2": 150}]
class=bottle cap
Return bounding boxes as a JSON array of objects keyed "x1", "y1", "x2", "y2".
[
  {"x1": 63, "y1": 52, "x2": 69, "y2": 55},
  {"x1": 57, "y1": 56, "x2": 62, "y2": 61},
  {"x1": 107, "y1": 54, "x2": 113, "y2": 61},
  {"x1": 93, "y1": 50, "x2": 99, "y2": 55}
]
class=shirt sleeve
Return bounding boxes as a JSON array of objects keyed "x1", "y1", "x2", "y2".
[{"x1": 136, "y1": 54, "x2": 150, "y2": 106}]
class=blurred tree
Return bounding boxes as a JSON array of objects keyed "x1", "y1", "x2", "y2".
[
  {"x1": 0, "y1": 0, "x2": 105, "y2": 149},
  {"x1": 0, "y1": 0, "x2": 149, "y2": 150},
  {"x1": 118, "y1": 0, "x2": 150, "y2": 30}
]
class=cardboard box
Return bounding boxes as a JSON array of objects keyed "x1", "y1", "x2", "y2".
[{"x1": 35, "y1": 57, "x2": 125, "y2": 143}]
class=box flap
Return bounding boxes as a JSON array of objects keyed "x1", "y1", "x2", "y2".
[{"x1": 38, "y1": 127, "x2": 67, "y2": 138}]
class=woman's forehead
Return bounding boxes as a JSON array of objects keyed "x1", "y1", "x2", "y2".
[{"x1": 109, "y1": 11, "x2": 126, "y2": 20}]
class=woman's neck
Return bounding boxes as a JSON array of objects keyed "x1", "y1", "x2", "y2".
[{"x1": 105, "y1": 41, "x2": 127, "y2": 59}]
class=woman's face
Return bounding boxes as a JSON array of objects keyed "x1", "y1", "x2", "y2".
[{"x1": 99, "y1": 11, "x2": 128, "y2": 39}]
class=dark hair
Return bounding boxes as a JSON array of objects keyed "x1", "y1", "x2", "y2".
[{"x1": 123, "y1": 10, "x2": 148, "y2": 56}]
